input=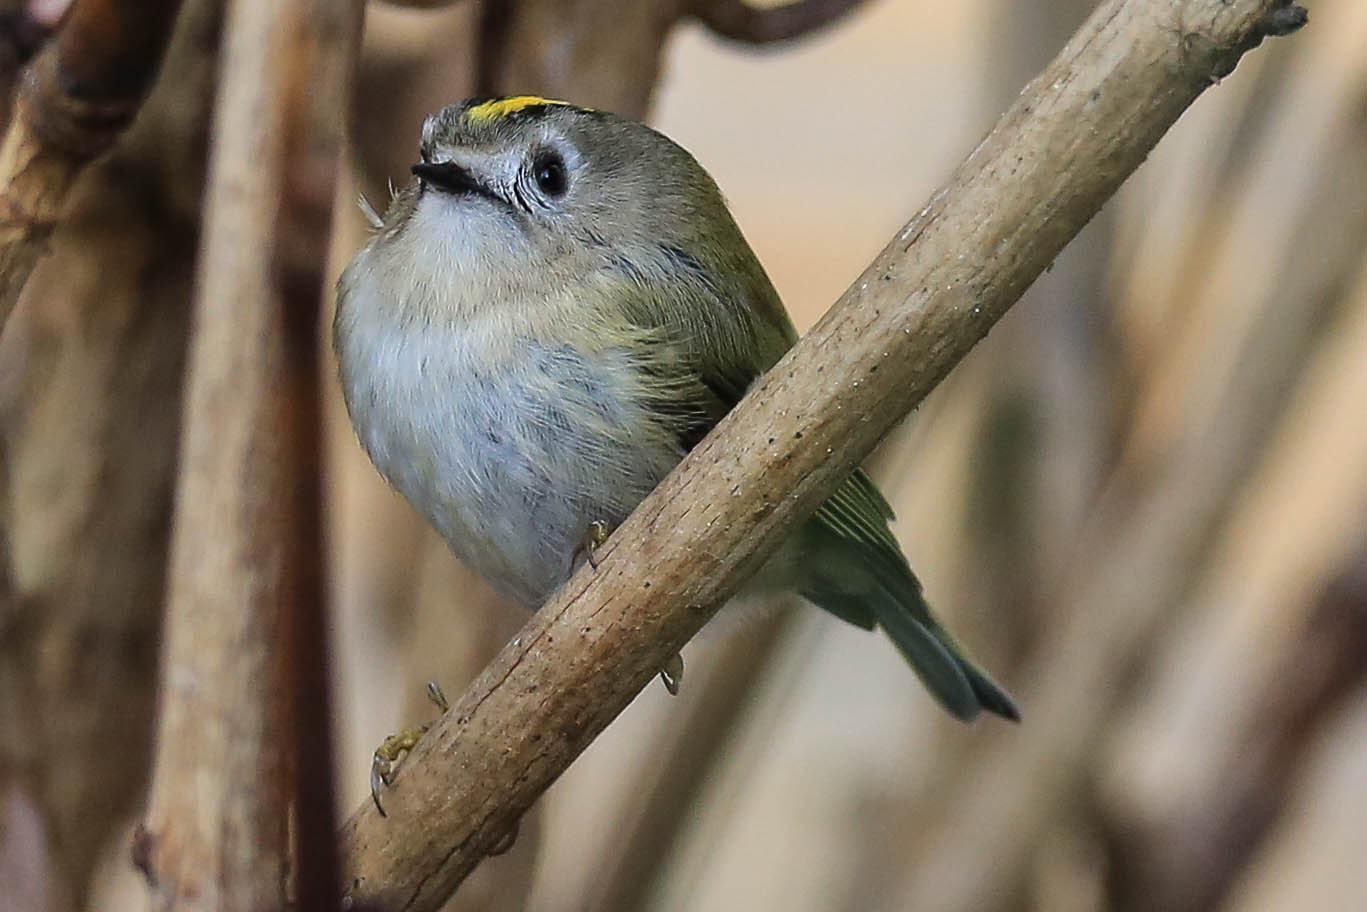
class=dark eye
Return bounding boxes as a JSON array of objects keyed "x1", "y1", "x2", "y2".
[{"x1": 532, "y1": 151, "x2": 568, "y2": 197}]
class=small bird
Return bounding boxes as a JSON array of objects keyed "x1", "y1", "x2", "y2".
[{"x1": 335, "y1": 96, "x2": 1018, "y2": 723}]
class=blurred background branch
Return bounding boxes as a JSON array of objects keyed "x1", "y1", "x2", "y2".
[
  {"x1": 1100, "y1": 548, "x2": 1367, "y2": 912},
  {"x1": 892, "y1": 74, "x2": 1366, "y2": 912},
  {"x1": 691, "y1": 0, "x2": 873, "y2": 44},
  {"x1": 0, "y1": 2, "x2": 218, "y2": 909},
  {"x1": 0, "y1": 0, "x2": 183, "y2": 330},
  {"x1": 137, "y1": 0, "x2": 360, "y2": 908}
]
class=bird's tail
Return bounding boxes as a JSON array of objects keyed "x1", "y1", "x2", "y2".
[
  {"x1": 800, "y1": 539, "x2": 1018, "y2": 723},
  {"x1": 868, "y1": 577, "x2": 1018, "y2": 722}
]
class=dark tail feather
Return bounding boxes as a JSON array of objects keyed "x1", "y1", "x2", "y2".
[
  {"x1": 867, "y1": 579, "x2": 1018, "y2": 722},
  {"x1": 959, "y1": 657, "x2": 1020, "y2": 722},
  {"x1": 802, "y1": 560, "x2": 1019, "y2": 722},
  {"x1": 956, "y1": 653, "x2": 1022, "y2": 721},
  {"x1": 871, "y1": 596, "x2": 981, "y2": 720},
  {"x1": 800, "y1": 470, "x2": 1019, "y2": 722}
]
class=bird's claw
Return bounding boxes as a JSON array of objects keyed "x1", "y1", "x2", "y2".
[
  {"x1": 572, "y1": 519, "x2": 612, "y2": 572},
  {"x1": 659, "y1": 652, "x2": 684, "y2": 696},
  {"x1": 487, "y1": 818, "x2": 521, "y2": 857},
  {"x1": 369, "y1": 681, "x2": 450, "y2": 817}
]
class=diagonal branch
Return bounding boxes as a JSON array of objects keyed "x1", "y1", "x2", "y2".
[
  {"x1": 337, "y1": 1, "x2": 1306, "y2": 909},
  {"x1": 0, "y1": 0, "x2": 183, "y2": 332}
]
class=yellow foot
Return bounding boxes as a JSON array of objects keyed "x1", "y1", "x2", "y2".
[
  {"x1": 571, "y1": 519, "x2": 613, "y2": 572},
  {"x1": 370, "y1": 681, "x2": 450, "y2": 817},
  {"x1": 659, "y1": 652, "x2": 684, "y2": 696}
]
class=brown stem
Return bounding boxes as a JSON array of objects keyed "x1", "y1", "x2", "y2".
[
  {"x1": 138, "y1": 0, "x2": 362, "y2": 907},
  {"x1": 336, "y1": 1, "x2": 1306, "y2": 909},
  {"x1": 0, "y1": 4, "x2": 223, "y2": 907},
  {"x1": 473, "y1": 0, "x2": 675, "y2": 116},
  {"x1": 0, "y1": 2, "x2": 60, "y2": 130},
  {"x1": 692, "y1": 0, "x2": 872, "y2": 44},
  {"x1": 276, "y1": 1, "x2": 364, "y2": 908},
  {"x1": 1102, "y1": 550, "x2": 1367, "y2": 912},
  {"x1": 0, "y1": 0, "x2": 183, "y2": 331}
]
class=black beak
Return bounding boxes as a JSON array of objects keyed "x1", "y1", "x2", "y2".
[{"x1": 411, "y1": 161, "x2": 485, "y2": 196}]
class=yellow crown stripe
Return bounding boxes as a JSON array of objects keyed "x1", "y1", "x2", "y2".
[{"x1": 466, "y1": 96, "x2": 572, "y2": 122}]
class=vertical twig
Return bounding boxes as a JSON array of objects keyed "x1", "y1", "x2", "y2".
[
  {"x1": 139, "y1": 0, "x2": 362, "y2": 907},
  {"x1": 141, "y1": 0, "x2": 298, "y2": 903},
  {"x1": 277, "y1": 0, "x2": 364, "y2": 907},
  {"x1": 277, "y1": 1, "x2": 364, "y2": 908}
]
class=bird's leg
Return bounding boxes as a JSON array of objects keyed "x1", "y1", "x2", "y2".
[
  {"x1": 571, "y1": 520, "x2": 684, "y2": 695},
  {"x1": 571, "y1": 519, "x2": 612, "y2": 571},
  {"x1": 370, "y1": 681, "x2": 450, "y2": 816}
]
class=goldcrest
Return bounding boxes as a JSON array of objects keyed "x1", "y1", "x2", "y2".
[{"x1": 334, "y1": 96, "x2": 1017, "y2": 722}]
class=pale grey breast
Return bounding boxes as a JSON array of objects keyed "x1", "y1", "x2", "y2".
[{"x1": 339, "y1": 311, "x2": 683, "y2": 608}]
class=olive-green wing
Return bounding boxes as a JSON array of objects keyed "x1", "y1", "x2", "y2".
[
  {"x1": 604, "y1": 241, "x2": 1018, "y2": 721},
  {"x1": 605, "y1": 238, "x2": 918, "y2": 579}
]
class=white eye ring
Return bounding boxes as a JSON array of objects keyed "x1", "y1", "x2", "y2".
[{"x1": 532, "y1": 150, "x2": 569, "y2": 198}]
